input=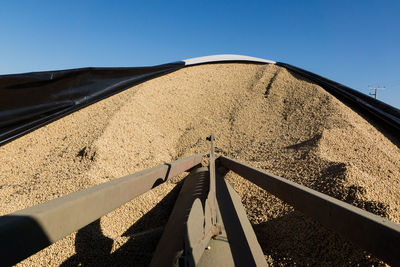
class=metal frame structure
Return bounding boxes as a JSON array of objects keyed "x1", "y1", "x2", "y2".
[
  {"x1": 0, "y1": 154, "x2": 203, "y2": 266},
  {"x1": 219, "y1": 156, "x2": 400, "y2": 266},
  {"x1": 151, "y1": 136, "x2": 267, "y2": 266},
  {"x1": 1, "y1": 137, "x2": 399, "y2": 266}
]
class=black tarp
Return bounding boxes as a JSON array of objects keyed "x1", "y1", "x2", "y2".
[
  {"x1": 276, "y1": 62, "x2": 400, "y2": 136},
  {"x1": 0, "y1": 62, "x2": 184, "y2": 145},
  {"x1": 0, "y1": 59, "x2": 399, "y2": 146}
]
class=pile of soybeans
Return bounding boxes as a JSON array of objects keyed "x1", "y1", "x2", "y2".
[{"x1": 1, "y1": 63, "x2": 399, "y2": 266}]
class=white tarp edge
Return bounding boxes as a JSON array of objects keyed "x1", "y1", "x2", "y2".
[{"x1": 183, "y1": 54, "x2": 275, "y2": 66}]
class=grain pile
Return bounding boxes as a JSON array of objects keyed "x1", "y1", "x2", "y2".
[{"x1": 0, "y1": 63, "x2": 399, "y2": 266}]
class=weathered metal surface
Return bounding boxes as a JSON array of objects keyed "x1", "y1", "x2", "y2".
[
  {"x1": 206, "y1": 134, "x2": 217, "y2": 227},
  {"x1": 152, "y1": 165, "x2": 267, "y2": 267},
  {"x1": 0, "y1": 154, "x2": 203, "y2": 267},
  {"x1": 181, "y1": 135, "x2": 221, "y2": 266},
  {"x1": 184, "y1": 136, "x2": 266, "y2": 267},
  {"x1": 219, "y1": 156, "x2": 400, "y2": 266},
  {"x1": 185, "y1": 198, "x2": 208, "y2": 266},
  {"x1": 208, "y1": 169, "x2": 267, "y2": 267},
  {"x1": 196, "y1": 231, "x2": 235, "y2": 267},
  {"x1": 150, "y1": 167, "x2": 210, "y2": 267},
  {"x1": 6, "y1": 140, "x2": 397, "y2": 266}
]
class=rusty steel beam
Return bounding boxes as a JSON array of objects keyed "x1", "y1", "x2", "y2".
[
  {"x1": 0, "y1": 154, "x2": 203, "y2": 267},
  {"x1": 219, "y1": 156, "x2": 400, "y2": 266}
]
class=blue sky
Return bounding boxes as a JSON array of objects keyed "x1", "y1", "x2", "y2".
[{"x1": 1, "y1": 1, "x2": 399, "y2": 108}]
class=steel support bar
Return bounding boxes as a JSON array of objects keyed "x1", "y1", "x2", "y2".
[
  {"x1": 184, "y1": 135, "x2": 220, "y2": 266},
  {"x1": 150, "y1": 167, "x2": 210, "y2": 267},
  {"x1": 0, "y1": 154, "x2": 203, "y2": 266},
  {"x1": 206, "y1": 134, "x2": 217, "y2": 226},
  {"x1": 200, "y1": 170, "x2": 267, "y2": 267},
  {"x1": 151, "y1": 167, "x2": 268, "y2": 267},
  {"x1": 219, "y1": 156, "x2": 400, "y2": 266}
]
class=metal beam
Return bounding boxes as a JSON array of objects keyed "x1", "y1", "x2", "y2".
[
  {"x1": 151, "y1": 167, "x2": 268, "y2": 267},
  {"x1": 150, "y1": 167, "x2": 210, "y2": 267},
  {"x1": 206, "y1": 134, "x2": 217, "y2": 227},
  {"x1": 219, "y1": 156, "x2": 400, "y2": 266},
  {"x1": 208, "y1": 169, "x2": 267, "y2": 267},
  {"x1": 0, "y1": 154, "x2": 203, "y2": 266}
]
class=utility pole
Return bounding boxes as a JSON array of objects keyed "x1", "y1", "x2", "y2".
[{"x1": 368, "y1": 85, "x2": 385, "y2": 99}]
